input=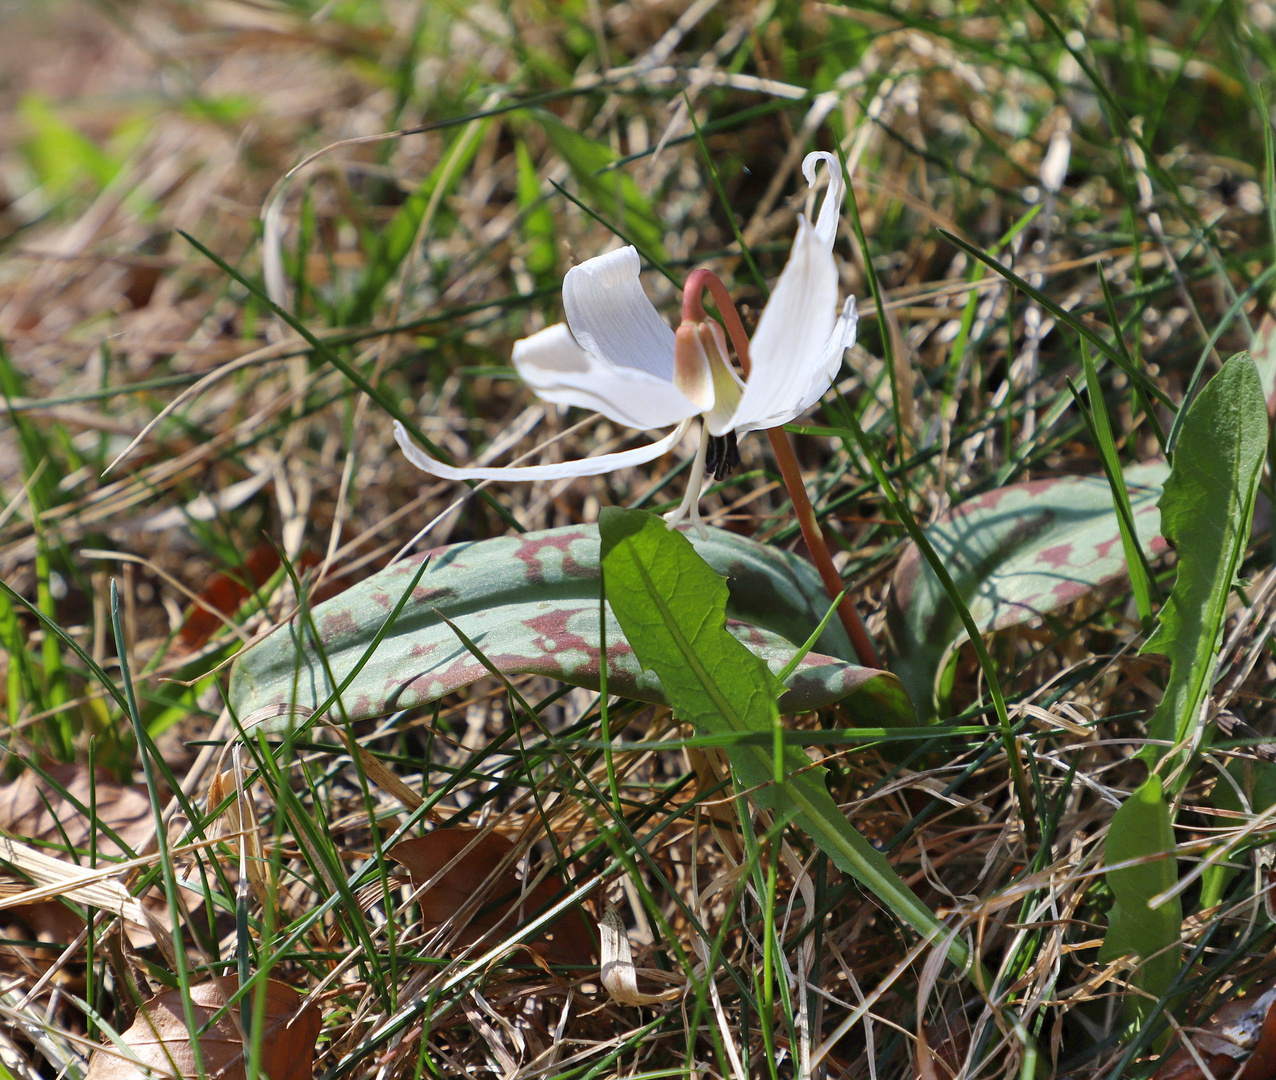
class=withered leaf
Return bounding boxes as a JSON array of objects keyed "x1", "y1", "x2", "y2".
[
  {"x1": 598, "y1": 905, "x2": 682, "y2": 1006},
  {"x1": 1155, "y1": 981, "x2": 1276, "y2": 1080},
  {"x1": 0, "y1": 765, "x2": 153, "y2": 857},
  {"x1": 0, "y1": 765, "x2": 153, "y2": 944},
  {"x1": 914, "y1": 1013, "x2": 970, "y2": 1080},
  {"x1": 390, "y1": 828, "x2": 594, "y2": 967},
  {"x1": 84, "y1": 978, "x2": 320, "y2": 1080},
  {"x1": 178, "y1": 544, "x2": 283, "y2": 653}
]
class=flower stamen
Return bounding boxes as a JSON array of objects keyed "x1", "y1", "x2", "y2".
[
  {"x1": 705, "y1": 432, "x2": 741, "y2": 481},
  {"x1": 662, "y1": 423, "x2": 711, "y2": 538}
]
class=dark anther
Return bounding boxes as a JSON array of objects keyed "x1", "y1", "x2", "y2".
[
  {"x1": 705, "y1": 436, "x2": 721, "y2": 478},
  {"x1": 705, "y1": 432, "x2": 741, "y2": 482}
]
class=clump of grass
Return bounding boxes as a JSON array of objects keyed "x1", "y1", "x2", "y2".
[{"x1": 1, "y1": 0, "x2": 1275, "y2": 1077}]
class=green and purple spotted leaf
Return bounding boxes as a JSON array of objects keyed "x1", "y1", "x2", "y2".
[
  {"x1": 1250, "y1": 307, "x2": 1276, "y2": 420},
  {"x1": 229, "y1": 524, "x2": 913, "y2": 728},
  {"x1": 886, "y1": 462, "x2": 1169, "y2": 718}
]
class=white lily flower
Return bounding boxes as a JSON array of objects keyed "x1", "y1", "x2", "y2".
[{"x1": 394, "y1": 150, "x2": 858, "y2": 533}]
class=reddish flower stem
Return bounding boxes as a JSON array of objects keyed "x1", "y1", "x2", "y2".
[{"x1": 683, "y1": 269, "x2": 882, "y2": 669}]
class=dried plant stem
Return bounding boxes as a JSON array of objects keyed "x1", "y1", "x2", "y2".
[{"x1": 683, "y1": 269, "x2": 881, "y2": 669}]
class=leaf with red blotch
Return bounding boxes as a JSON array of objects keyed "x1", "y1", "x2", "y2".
[
  {"x1": 229, "y1": 524, "x2": 914, "y2": 730},
  {"x1": 84, "y1": 978, "x2": 320, "y2": 1080},
  {"x1": 390, "y1": 828, "x2": 595, "y2": 967},
  {"x1": 1154, "y1": 980, "x2": 1276, "y2": 1080},
  {"x1": 1250, "y1": 307, "x2": 1276, "y2": 421},
  {"x1": 885, "y1": 462, "x2": 1168, "y2": 718}
]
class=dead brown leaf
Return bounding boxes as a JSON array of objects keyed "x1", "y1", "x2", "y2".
[
  {"x1": 0, "y1": 764, "x2": 154, "y2": 856},
  {"x1": 914, "y1": 1012, "x2": 971, "y2": 1080},
  {"x1": 84, "y1": 977, "x2": 320, "y2": 1080},
  {"x1": 0, "y1": 765, "x2": 153, "y2": 945},
  {"x1": 1155, "y1": 981, "x2": 1276, "y2": 1080},
  {"x1": 390, "y1": 828, "x2": 595, "y2": 967}
]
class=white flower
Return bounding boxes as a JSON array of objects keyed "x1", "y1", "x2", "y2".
[{"x1": 394, "y1": 150, "x2": 858, "y2": 533}]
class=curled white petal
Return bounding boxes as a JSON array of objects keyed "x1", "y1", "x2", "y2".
[
  {"x1": 513, "y1": 324, "x2": 699, "y2": 431},
  {"x1": 726, "y1": 222, "x2": 839, "y2": 433},
  {"x1": 562, "y1": 246, "x2": 676, "y2": 381},
  {"x1": 802, "y1": 151, "x2": 845, "y2": 247},
  {"x1": 731, "y1": 296, "x2": 857, "y2": 433},
  {"x1": 394, "y1": 418, "x2": 692, "y2": 482}
]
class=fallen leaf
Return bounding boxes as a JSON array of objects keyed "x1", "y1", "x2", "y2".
[
  {"x1": 0, "y1": 764, "x2": 153, "y2": 856},
  {"x1": 177, "y1": 544, "x2": 281, "y2": 653},
  {"x1": 390, "y1": 828, "x2": 594, "y2": 967},
  {"x1": 0, "y1": 765, "x2": 153, "y2": 946},
  {"x1": 177, "y1": 546, "x2": 342, "y2": 654},
  {"x1": 914, "y1": 1013, "x2": 970, "y2": 1080},
  {"x1": 599, "y1": 905, "x2": 683, "y2": 1006},
  {"x1": 1155, "y1": 981, "x2": 1276, "y2": 1080},
  {"x1": 85, "y1": 978, "x2": 320, "y2": 1080}
]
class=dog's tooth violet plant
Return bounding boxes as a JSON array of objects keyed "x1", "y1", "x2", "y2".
[{"x1": 395, "y1": 151, "x2": 878, "y2": 665}]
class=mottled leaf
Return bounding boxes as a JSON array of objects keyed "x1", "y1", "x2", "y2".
[
  {"x1": 1251, "y1": 307, "x2": 1276, "y2": 421},
  {"x1": 886, "y1": 463, "x2": 1168, "y2": 718},
  {"x1": 229, "y1": 524, "x2": 912, "y2": 728},
  {"x1": 1099, "y1": 776, "x2": 1182, "y2": 1028},
  {"x1": 1144, "y1": 352, "x2": 1266, "y2": 771},
  {"x1": 598, "y1": 507, "x2": 964, "y2": 969}
]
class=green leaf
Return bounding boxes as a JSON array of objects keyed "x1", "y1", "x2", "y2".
[
  {"x1": 1142, "y1": 352, "x2": 1267, "y2": 774},
  {"x1": 1098, "y1": 775, "x2": 1182, "y2": 1027},
  {"x1": 20, "y1": 94, "x2": 120, "y2": 196},
  {"x1": 1201, "y1": 751, "x2": 1276, "y2": 909},
  {"x1": 229, "y1": 524, "x2": 912, "y2": 728},
  {"x1": 885, "y1": 463, "x2": 1168, "y2": 718},
  {"x1": 536, "y1": 112, "x2": 667, "y2": 263},
  {"x1": 598, "y1": 508, "x2": 965, "y2": 969},
  {"x1": 1073, "y1": 341, "x2": 1155, "y2": 628}
]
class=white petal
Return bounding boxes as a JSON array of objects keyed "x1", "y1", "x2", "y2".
[
  {"x1": 394, "y1": 418, "x2": 692, "y2": 482},
  {"x1": 783, "y1": 295, "x2": 857, "y2": 424},
  {"x1": 562, "y1": 246, "x2": 676, "y2": 380},
  {"x1": 513, "y1": 324, "x2": 700, "y2": 430},
  {"x1": 803, "y1": 151, "x2": 845, "y2": 247},
  {"x1": 730, "y1": 297, "x2": 857, "y2": 433},
  {"x1": 726, "y1": 216, "x2": 840, "y2": 433}
]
